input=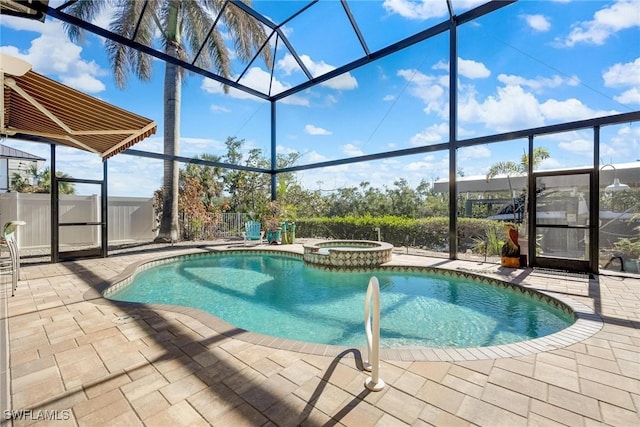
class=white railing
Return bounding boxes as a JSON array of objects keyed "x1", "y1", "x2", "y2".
[{"x1": 364, "y1": 276, "x2": 384, "y2": 391}]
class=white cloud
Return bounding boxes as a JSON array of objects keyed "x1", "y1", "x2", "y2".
[
  {"x1": 382, "y1": 0, "x2": 485, "y2": 20},
  {"x1": 324, "y1": 73, "x2": 359, "y2": 91},
  {"x1": 304, "y1": 124, "x2": 332, "y2": 135},
  {"x1": 603, "y1": 58, "x2": 640, "y2": 87},
  {"x1": 181, "y1": 137, "x2": 227, "y2": 156},
  {"x1": 341, "y1": 144, "x2": 364, "y2": 157},
  {"x1": 397, "y1": 68, "x2": 446, "y2": 115},
  {"x1": 539, "y1": 157, "x2": 563, "y2": 170},
  {"x1": 459, "y1": 145, "x2": 491, "y2": 161},
  {"x1": 0, "y1": 18, "x2": 107, "y2": 93},
  {"x1": 522, "y1": 14, "x2": 551, "y2": 32},
  {"x1": 497, "y1": 74, "x2": 580, "y2": 92},
  {"x1": 277, "y1": 53, "x2": 301, "y2": 76},
  {"x1": 458, "y1": 58, "x2": 491, "y2": 79},
  {"x1": 615, "y1": 88, "x2": 640, "y2": 105},
  {"x1": 558, "y1": 138, "x2": 593, "y2": 156},
  {"x1": 305, "y1": 150, "x2": 330, "y2": 163},
  {"x1": 296, "y1": 159, "x2": 374, "y2": 191},
  {"x1": 200, "y1": 68, "x2": 309, "y2": 106},
  {"x1": 277, "y1": 54, "x2": 358, "y2": 90},
  {"x1": 210, "y1": 105, "x2": 231, "y2": 113},
  {"x1": 382, "y1": 0, "x2": 449, "y2": 20},
  {"x1": 276, "y1": 145, "x2": 299, "y2": 156},
  {"x1": 204, "y1": 55, "x2": 357, "y2": 103},
  {"x1": 432, "y1": 60, "x2": 448, "y2": 72},
  {"x1": 558, "y1": 0, "x2": 640, "y2": 46},
  {"x1": 62, "y1": 74, "x2": 106, "y2": 93},
  {"x1": 539, "y1": 98, "x2": 616, "y2": 122},
  {"x1": 409, "y1": 123, "x2": 448, "y2": 146},
  {"x1": 433, "y1": 58, "x2": 490, "y2": 79},
  {"x1": 600, "y1": 124, "x2": 640, "y2": 160},
  {"x1": 458, "y1": 84, "x2": 545, "y2": 132},
  {"x1": 402, "y1": 57, "x2": 624, "y2": 139},
  {"x1": 404, "y1": 154, "x2": 449, "y2": 180},
  {"x1": 383, "y1": 94, "x2": 395, "y2": 102}
]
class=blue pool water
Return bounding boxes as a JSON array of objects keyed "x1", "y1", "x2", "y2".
[{"x1": 108, "y1": 253, "x2": 574, "y2": 348}]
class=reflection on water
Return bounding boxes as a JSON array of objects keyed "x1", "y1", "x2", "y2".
[{"x1": 110, "y1": 253, "x2": 574, "y2": 348}]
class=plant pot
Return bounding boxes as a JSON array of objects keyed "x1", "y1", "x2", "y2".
[
  {"x1": 281, "y1": 221, "x2": 296, "y2": 244},
  {"x1": 266, "y1": 229, "x2": 282, "y2": 245},
  {"x1": 623, "y1": 259, "x2": 640, "y2": 273},
  {"x1": 501, "y1": 256, "x2": 520, "y2": 268}
]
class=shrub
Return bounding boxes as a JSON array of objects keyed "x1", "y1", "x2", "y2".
[{"x1": 295, "y1": 215, "x2": 508, "y2": 252}]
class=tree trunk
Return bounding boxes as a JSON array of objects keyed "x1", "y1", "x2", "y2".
[{"x1": 155, "y1": 48, "x2": 181, "y2": 243}]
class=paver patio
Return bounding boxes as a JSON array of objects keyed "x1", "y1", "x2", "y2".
[{"x1": 1, "y1": 241, "x2": 638, "y2": 426}]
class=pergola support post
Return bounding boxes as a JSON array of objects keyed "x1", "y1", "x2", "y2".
[{"x1": 51, "y1": 143, "x2": 58, "y2": 263}]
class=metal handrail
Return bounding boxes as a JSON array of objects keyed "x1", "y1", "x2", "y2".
[{"x1": 364, "y1": 276, "x2": 384, "y2": 391}]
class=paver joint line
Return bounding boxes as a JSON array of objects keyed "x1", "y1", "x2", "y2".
[{"x1": 2, "y1": 242, "x2": 638, "y2": 427}]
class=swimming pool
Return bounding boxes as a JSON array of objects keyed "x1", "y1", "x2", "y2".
[{"x1": 106, "y1": 251, "x2": 576, "y2": 349}]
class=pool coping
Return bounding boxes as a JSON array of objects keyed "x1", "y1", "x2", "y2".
[{"x1": 87, "y1": 246, "x2": 604, "y2": 362}]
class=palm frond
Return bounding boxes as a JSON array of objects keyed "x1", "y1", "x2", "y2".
[
  {"x1": 104, "y1": 1, "x2": 155, "y2": 87},
  {"x1": 485, "y1": 161, "x2": 521, "y2": 181},
  {"x1": 63, "y1": 0, "x2": 106, "y2": 43}
]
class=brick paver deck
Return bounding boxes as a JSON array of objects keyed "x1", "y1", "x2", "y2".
[{"x1": 1, "y1": 242, "x2": 638, "y2": 426}]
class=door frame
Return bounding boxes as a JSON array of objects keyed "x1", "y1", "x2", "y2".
[
  {"x1": 51, "y1": 144, "x2": 108, "y2": 262},
  {"x1": 529, "y1": 168, "x2": 597, "y2": 273}
]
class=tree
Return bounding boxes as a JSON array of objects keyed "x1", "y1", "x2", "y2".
[
  {"x1": 221, "y1": 137, "x2": 270, "y2": 213},
  {"x1": 181, "y1": 154, "x2": 224, "y2": 208},
  {"x1": 11, "y1": 165, "x2": 75, "y2": 194},
  {"x1": 64, "y1": 1, "x2": 271, "y2": 243}
]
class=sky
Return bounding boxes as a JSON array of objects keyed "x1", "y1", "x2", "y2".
[{"x1": 1, "y1": 0, "x2": 639, "y2": 198}]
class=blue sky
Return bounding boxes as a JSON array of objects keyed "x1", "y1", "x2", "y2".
[{"x1": 1, "y1": 0, "x2": 639, "y2": 197}]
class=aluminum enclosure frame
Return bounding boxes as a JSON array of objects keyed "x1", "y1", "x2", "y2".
[{"x1": 20, "y1": 1, "x2": 640, "y2": 271}]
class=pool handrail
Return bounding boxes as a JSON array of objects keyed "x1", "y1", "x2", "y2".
[{"x1": 364, "y1": 276, "x2": 384, "y2": 391}]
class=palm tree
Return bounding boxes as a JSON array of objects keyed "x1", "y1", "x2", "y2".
[
  {"x1": 486, "y1": 147, "x2": 550, "y2": 222},
  {"x1": 64, "y1": 1, "x2": 272, "y2": 242}
]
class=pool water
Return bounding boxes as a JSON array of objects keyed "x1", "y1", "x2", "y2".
[{"x1": 108, "y1": 253, "x2": 574, "y2": 348}]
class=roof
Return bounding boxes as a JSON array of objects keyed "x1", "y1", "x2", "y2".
[
  {"x1": 1, "y1": 54, "x2": 157, "y2": 160},
  {"x1": 433, "y1": 161, "x2": 640, "y2": 193},
  {"x1": 0, "y1": 143, "x2": 45, "y2": 161}
]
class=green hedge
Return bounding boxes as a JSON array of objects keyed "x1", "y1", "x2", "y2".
[{"x1": 294, "y1": 215, "x2": 509, "y2": 252}]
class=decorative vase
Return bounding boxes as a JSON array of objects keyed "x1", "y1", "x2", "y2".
[{"x1": 281, "y1": 221, "x2": 296, "y2": 244}]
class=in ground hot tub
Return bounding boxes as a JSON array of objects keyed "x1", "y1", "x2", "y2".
[{"x1": 303, "y1": 240, "x2": 394, "y2": 268}]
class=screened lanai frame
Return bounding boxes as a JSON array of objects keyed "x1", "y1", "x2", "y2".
[{"x1": 15, "y1": 0, "x2": 640, "y2": 273}]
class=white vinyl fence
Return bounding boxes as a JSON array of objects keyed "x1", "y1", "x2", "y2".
[{"x1": 0, "y1": 192, "x2": 157, "y2": 249}]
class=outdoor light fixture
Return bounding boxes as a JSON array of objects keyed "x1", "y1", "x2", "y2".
[{"x1": 600, "y1": 163, "x2": 630, "y2": 195}]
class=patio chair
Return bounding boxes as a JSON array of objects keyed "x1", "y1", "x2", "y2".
[
  {"x1": 243, "y1": 220, "x2": 265, "y2": 246},
  {"x1": 0, "y1": 220, "x2": 26, "y2": 296}
]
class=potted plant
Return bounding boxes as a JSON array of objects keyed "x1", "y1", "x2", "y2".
[
  {"x1": 261, "y1": 200, "x2": 285, "y2": 245},
  {"x1": 501, "y1": 223, "x2": 521, "y2": 268},
  {"x1": 613, "y1": 236, "x2": 640, "y2": 273}
]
